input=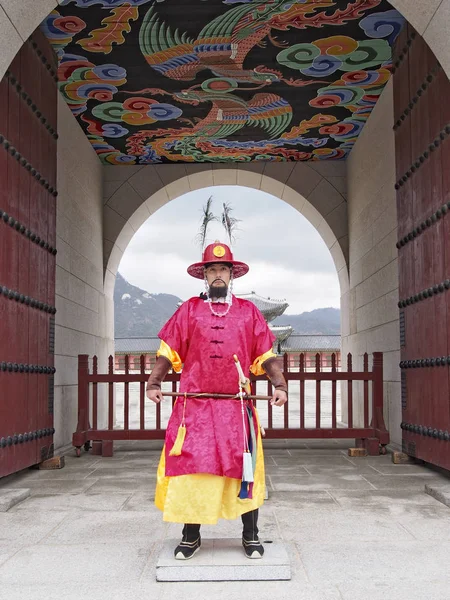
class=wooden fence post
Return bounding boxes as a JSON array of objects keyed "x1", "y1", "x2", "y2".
[
  {"x1": 372, "y1": 352, "x2": 389, "y2": 445},
  {"x1": 108, "y1": 355, "x2": 114, "y2": 430},
  {"x1": 73, "y1": 354, "x2": 90, "y2": 448}
]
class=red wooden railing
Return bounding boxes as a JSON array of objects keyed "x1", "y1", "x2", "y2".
[{"x1": 73, "y1": 352, "x2": 389, "y2": 456}]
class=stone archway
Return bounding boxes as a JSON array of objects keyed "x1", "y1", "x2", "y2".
[
  {"x1": 102, "y1": 163, "x2": 349, "y2": 304},
  {"x1": 101, "y1": 163, "x2": 350, "y2": 402},
  {"x1": 1, "y1": 2, "x2": 450, "y2": 83}
]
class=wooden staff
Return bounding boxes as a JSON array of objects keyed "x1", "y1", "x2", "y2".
[{"x1": 160, "y1": 391, "x2": 272, "y2": 401}]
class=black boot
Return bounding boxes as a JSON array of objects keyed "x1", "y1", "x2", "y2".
[
  {"x1": 241, "y1": 509, "x2": 264, "y2": 559},
  {"x1": 174, "y1": 523, "x2": 201, "y2": 560}
]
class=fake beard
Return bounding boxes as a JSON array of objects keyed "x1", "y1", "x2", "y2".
[{"x1": 209, "y1": 282, "x2": 228, "y2": 299}]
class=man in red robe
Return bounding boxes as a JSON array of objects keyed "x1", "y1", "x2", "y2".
[{"x1": 146, "y1": 242, "x2": 287, "y2": 560}]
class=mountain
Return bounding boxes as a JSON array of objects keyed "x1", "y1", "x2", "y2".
[
  {"x1": 114, "y1": 273, "x2": 340, "y2": 337},
  {"x1": 114, "y1": 273, "x2": 183, "y2": 337},
  {"x1": 272, "y1": 308, "x2": 340, "y2": 334}
]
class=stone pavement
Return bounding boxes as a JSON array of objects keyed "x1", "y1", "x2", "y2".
[{"x1": 1, "y1": 439, "x2": 450, "y2": 600}]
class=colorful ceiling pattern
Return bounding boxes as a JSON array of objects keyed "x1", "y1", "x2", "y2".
[{"x1": 41, "y1": 0, "x2": 405, "y2": 164}]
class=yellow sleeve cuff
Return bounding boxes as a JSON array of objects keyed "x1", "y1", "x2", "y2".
[
  {"x1": 250, "y1": 349, "x2": 277, "y2": 376},
  {"x1": 156, "y1": 340, "x2": 182, "y2": 373}
]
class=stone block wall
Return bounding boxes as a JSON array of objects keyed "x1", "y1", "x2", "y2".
[
  {"x1": 54, "y1": 95, "x2": 110, "y2": 449},
  {"x1": 344, "y1": 80, "x2": 401, "y2": 448}
]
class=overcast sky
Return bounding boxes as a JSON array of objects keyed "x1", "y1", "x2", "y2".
[{"x1": 118, "y1": 186, "x2": 340, "y2": 314}]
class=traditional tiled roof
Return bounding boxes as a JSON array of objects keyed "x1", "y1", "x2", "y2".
[
  {"x1": 269, "y1": 324, "x2": 293, "y2": 343},
  {"x1": 115, "y1": 333, "x2": 340, "y2": 354},
  {"x1": 237, "y1": 292, "x2": 288, "y2": 323},
  {"x1": 115, "y1": 337, "x2": 161, "y2": 354},
  {"x1": 281, "y1": 335, "x2": 341, "y2": 352}
]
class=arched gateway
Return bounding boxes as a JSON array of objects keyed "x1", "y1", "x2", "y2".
[
  {"x1": 1, "y1": 1, "x2": 450, "y2": 477},
  {"x1": 102, "y1": 166, "x2": 349, "y2": 296}
]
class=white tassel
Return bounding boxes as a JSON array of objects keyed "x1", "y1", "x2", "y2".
[{"x1": 243, "y1": 451, "x2": 254, "y2": 482}]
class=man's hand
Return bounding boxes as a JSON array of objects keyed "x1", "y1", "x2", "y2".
[
  {"x1": 263, "y1": 358, "x2": 288, "y2": 406},
  {"x1": 146, "y1": 388, "x2": 164, "y2": 403},
  {"x1": 146, "y1": 357, "x2": 171, "y2": 403},
  {"x1": 270, "y1": 389, "x2": 287, "y2": 407}
]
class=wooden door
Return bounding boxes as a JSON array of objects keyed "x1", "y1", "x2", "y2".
[
  {"x1": 0, "y1": 29, "x2": 58, "y2": 478},
  {"x1": 393, "y1": 24, "x2": 450, "y2": 469}
]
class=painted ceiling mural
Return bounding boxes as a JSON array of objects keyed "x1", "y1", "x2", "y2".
[{"x1": 41, "y1": 0, "x2": 405, "y2": 164}]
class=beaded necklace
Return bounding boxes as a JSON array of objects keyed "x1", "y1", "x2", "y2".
[{"x1": 204, "y1": 273, "x2": 233, "y2": 318}]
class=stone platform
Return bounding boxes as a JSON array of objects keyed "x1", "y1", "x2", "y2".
[{"x1": 156, "y1": 538, "x2": 291, "y2": 581}]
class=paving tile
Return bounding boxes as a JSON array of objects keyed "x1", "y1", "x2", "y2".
[
  {"x1": 277, "y1": 510, "x2": 413, "y2": 543},
  {"x1": 288, "y1": 448, "x2": 349, "y2": 456},
  {"x1": 267, "y1": 491, "x2": 338, "y2": 509},
  {"x1": 338, "y1": 581, "x2": 450, "y2": 600},
  {"x1": 63, "y1": 454, "x2": 107, "y2": 466},
  {"x1": 362, "y1": 474, "x2": 449, "y2": 490},
  {"x1": 9, "y1": 493, "x2": 132, "y2": 512},
  {"x1": 368, "y1": 464, "x2": 440, "y2": 475},
  {"x1": 121, "y1": 491, "x2": 158, "y2": 511},
  {"x1": 100, "y1": 456, "x2": 161, "y2": 466},
  {"x1": 395, "y1": 514, "x2": 450, "y2": 540},
  {"x1": 20, "y1": 468, "x2": 98, "y2": 480},
  {"x1": 302, "y1": 465, "x2": 379, "y2": 475},
  {"x1": 0, "y1": 479, "x2": 97, "y2": 495},
  {"x1": 270, "y1": 474, "x2": 374, "y2": 491},
  {"x1": 0, "y1": 511, "x2": 68, "y2": 545},
  {"x1": 297, "y1": 541, "x2": 450, "y2": 587},
  {"x1": 345, "y1": 455, "x2": 397, "y2": 466},
  {"x1": 303, "y1": 440, "x2": 349, "y2": 447},
  {"x1": 265, "y1": 463, "x2": 311, "y2": 475},
  {"x1": 262, "y1": 449, "x2": 294, "y2": 456},
  {"x1": 328, "y1": 489, "x2": 443, "y2": 509},
  {"x1": 263, "y1": 440, "x2": 308, "y2": 449},
  {"x1": 87, "y1": 457, "x2": 158, "y2": 468},
  {"x1": 43, "y1": 511, "x2": 165, "y2": 546},
  {"x1": 85, "y1": 478, "x2": 156, "y2": 494},
  {"x1": 0, "y1": 548, "x2": 18, "y2": 569},
  {"x1": 0, "y1": 543, "x2": 152, "y2": 585},
  {"x1": 86, "y1": 467, "x2": 156, "y2": 478},
  {"x1": 271, "y1": 456, "x2": 354, "y2": 466},
  {"x1": 0, "y1": 583, "x2": 164, "y2": 600},
  {"x1": 113, "y1": 441, "x2": 163, "y2": 452},
  {"x1": 0, "y1": 472, "x2": 35, "y2": 489}
]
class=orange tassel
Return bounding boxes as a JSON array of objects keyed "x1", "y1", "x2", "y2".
[
  {"x1": 169, "y1": 393, "x2": 187, "y2": 456},
  {"x1": 169, "y1": 424, "x2": 186, "y2": 456}
]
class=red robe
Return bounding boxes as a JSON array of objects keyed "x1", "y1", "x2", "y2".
[{"x1": 158, "y1": 296, "x2": 275, "y2": 480}]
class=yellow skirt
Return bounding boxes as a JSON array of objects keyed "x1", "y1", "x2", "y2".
[{"x1": 154, "y1": 425, "x2": 265, "y2": 525}]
